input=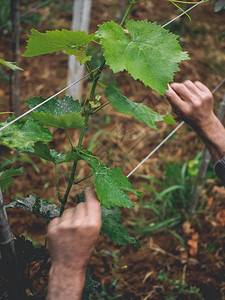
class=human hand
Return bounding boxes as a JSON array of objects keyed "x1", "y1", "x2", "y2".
[
  {"x1": 47, "y1": 187, "x2": 101, "y2": 272},
  {"x1": 46, "y1": 187, "x2": 101, "y2": 300},
  {"x1": 165, "y1": 80, "x2": 216, "y2": 133},
  {"x1": 165, "y1": 80, "x2": 225, "y2": 162}
]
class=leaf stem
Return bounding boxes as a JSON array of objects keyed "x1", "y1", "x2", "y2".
[
  {"x1": 73, "y1": 174, "x2": 93, "y2": 185},
  {"x1": 92, "y1": 101, "x2": 110, "y2": 114},
  {"x1": 65, "y1": 129, "x2": 74, "y2": 150}
]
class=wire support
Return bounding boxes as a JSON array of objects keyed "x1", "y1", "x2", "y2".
[
  {"x1": 162, "y1": 0, "x2": 207, "y2": 28},
  {"x1": 1, "y1": 0, "x2": 207, "y2": 131},
  {"x1": 0, "y1": 67, "x2": 100, "y2": 132},
  {"x1": 127, "y1": 77, "x2": 225, "y2": 178}
]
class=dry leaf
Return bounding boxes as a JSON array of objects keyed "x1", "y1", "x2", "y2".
[
  {"x1": 187, "y1": 239, "x2": 198, "y2": 256},
  {"x1": 207, "y1": 197, "x2": 213, "y2": 207},
  {"x1": 216, "y1": 209, "x2": 225, "y2": 226},
  {"x1": 182, "y1": 221, "x2": 191, "y2": 234}
]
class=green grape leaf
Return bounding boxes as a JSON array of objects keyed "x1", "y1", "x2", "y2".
[
  {"x1": 96, "y1": 20, "x2": 189, "y2": 95},
  {"x1": 105, "y1": 86, "x2": 176, "y2": 129},
  {"x1": 101, "y1": 207, "x2": 140, "y2": 247},
  {"x1": 0, "y1": 59, "x2": 23, "y2": 71},
  {"x1": 26, "y1": 96, "x2": 85, "y2": 129},
  {"x1": 6, "y1": 195, "x2": 59, "y2": 224},
  {"x1": 23, "y1": 29, "x2": 95, "y2": 65},
  {"x1": 0, "y1": 167, "x2": 24, "y2": 192},
  {"x1": 26, "y1": 142, "x2": 78, "y2": 165},
  {"x1": 0, "y1": 118, "x2": 52, "y2": 150},
  {"x1": 79, "y1": 150, "x2": 142, "y2": 208}
]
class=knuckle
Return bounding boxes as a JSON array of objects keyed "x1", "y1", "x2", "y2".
[{"x1": 183, "y1": 80, "x2": 192, "y2": 86}]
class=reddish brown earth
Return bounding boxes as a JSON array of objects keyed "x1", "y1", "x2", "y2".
[{"x1": 0, "y1": 0, "x2": 225, "y2": 299}]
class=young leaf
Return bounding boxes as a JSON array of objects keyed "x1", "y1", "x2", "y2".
[
  {"x1": 105, "y1": 86, "x2": 176, "y2": 129},
  {"x1": 26, "y1": 96, "x2": 85, "y2": 130},
  {"x1": 101, "y1": 206, "x2": 140, "y2": 247},
  {"x1": 79, "y1": 150, "x2": 142, "y2": 208},
  {"x1": 0, "y1": 118, "x2": 52, "y2": 150},
  {"x1": 96, "y1": 20, "x2": 189, "y2": 95},
  {"x1": 23, "y1": 29, "x2": 95, "y2": 65},
  {"x1": 0, "y1": 167, "x2": 24, "y2": 192},
  {"x1": 26, "y1": 142, "x2": 79, "y2": 165},
  {"x1": 0, "y1": 59, "x2": 23, "y2": 71},
  {"x1": 6, "y1": 195, "x2": 59, "y2": 224}
]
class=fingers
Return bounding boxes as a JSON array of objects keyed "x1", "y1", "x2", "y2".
[
  {"x1": 48, "y1": 217, "x2": 60, "y2": 232},
  {"x1": 48, "y1": 188, "x2": 101, "y2": 234},
  {"x1": 169, "y1": 82, "x2": 194, "y2": 102},
  {"x1": 165, "y1": 84, "x2": 184, "y2": 106},
  {"x1": 194, "y1": 81, "x2": 210, "y2": 93},
  {"x1": 183, "y1": 80, "x2": 201, "y2": 95},
  {"x1": 84, "y1": 187, "x2": 101, "y2": 228}
]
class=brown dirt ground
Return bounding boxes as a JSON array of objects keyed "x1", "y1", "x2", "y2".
[{"x1": 0, "y1": 0, "x2": 225, "y2": 299}]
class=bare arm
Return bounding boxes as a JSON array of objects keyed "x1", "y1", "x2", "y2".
[
  {"x1": 165, "y1": 80, "x2": 225, "y2": 162},
  {"x1": 46, "y1": 188, "x2": 102, "y2": 300}
]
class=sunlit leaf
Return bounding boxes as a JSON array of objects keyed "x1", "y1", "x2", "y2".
[
  {"x1": 23, "y1": 29, "x2": 95, "y2": 65},
  {"x1": 0, "y1": 118, "x2": 52, "y2": 150},
  {"x1": 97, "y1": 20, "x2": 189, "y2": 95}
]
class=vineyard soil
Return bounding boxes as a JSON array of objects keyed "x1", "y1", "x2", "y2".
[{"x1": 0, "y1": 0, "x2": 225, "y2": 299}]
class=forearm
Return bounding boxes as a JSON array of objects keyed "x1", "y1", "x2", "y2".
[
  {"x1": 195, "y1": 114, "x2": 225, "y2": 162},
  {"x1": 47, "y1": 265, "x2": 86, "y2": 300}
]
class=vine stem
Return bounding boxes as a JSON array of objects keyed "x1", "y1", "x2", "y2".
[
  {"x1": 120, "y1": 0, "x2": 136, "y2": 26},
  {"x1": 60, "y1": 161, "x2": 77, "y2": 216},
  {"x1": 55, "y1": 165, "x2": 61, "y2": 203},
  {"x1": 59, "y1": 1, "x2": 137, "y2": 215},
  {"x1": 59, "y1": 64, "x2": 106, "y2": 215}
]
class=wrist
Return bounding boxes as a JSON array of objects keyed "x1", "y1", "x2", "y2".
[
  {"x1": 196, "y1": 114, "x2": 225, "y2": 161},
  {"x1": 47, "y1": 264, "x2": 86, "y2": 300},
  {"x1": 50, "y1": 262, "x2": 86, "y2": 277}
]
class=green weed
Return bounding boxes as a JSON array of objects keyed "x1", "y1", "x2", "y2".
[
  {"x1": 134, "y1": 153, "x2": 215, "y2": 233},
  {"x1": 158, "y1": 271, "x2": 204, "y2": 300}
]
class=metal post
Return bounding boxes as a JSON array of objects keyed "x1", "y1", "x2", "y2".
[
  {"x1": 0, "y1": 188, "x2": 27, "y2": 299},
  {"x1": 9, "y1": 0, "x2": 20, "y2": 116},
  {"x1": 67, "y1": 0, "x2": 92, "y2": 100}
]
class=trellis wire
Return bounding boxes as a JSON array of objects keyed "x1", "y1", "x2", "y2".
[
  {"x1": 127, "y1": 78, "x2": 225, "y2": 178},
  {"x1": 162, "y1": 0, "x2": 206, "y2": 28},
  {"x1": 0, "y1": 0, "x2": 207, "y2": 132},
  {"x1": 0, "y1": 67, "x2": 100, "y2": 132}
]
